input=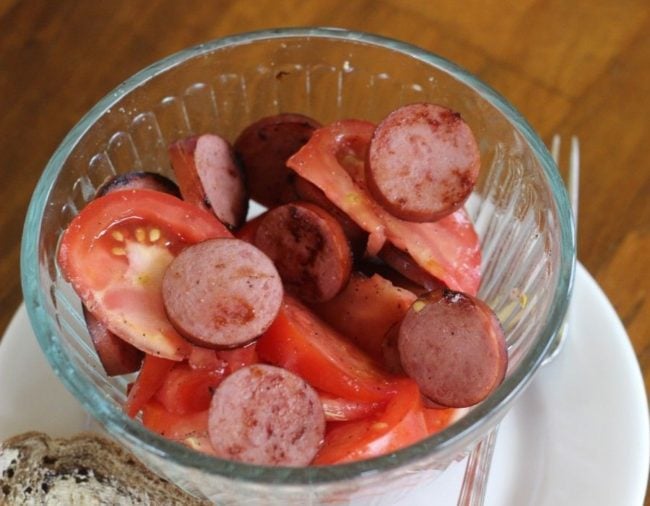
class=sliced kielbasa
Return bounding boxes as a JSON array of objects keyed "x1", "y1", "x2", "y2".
[
  {"x1": 168, "y1": 133, "x2": 248, "y2": 229},
  {"x1": 162, "y1": 238, "x2": 283, "y2": 349},
  {"x1": 234, "y1": 113, "x2": 320, "y2": 207},
  {"x1": 208, "y1": 364, "x2": 325, "y2": 466},
  {"x1": 366, "y1": 103, "x2": 480, "y2": 222},
  {"x1": 378, "y1": 243, "x2": 445, "y2": 292},
  {"x1": 293, "y1": 175, "x2": 367, "y2": 256},
  {"x1": 397, "y1": 288, "x2": 507, "y2": 407},
  {"x1": 95, "y1": 171, "x2": 181, "y2": 198},
  {"x1": 254, "y1": 202, "x2": 352, "y2": 303},
  {"x1": 83, "y1": 306, "x2": 144, "y2": 376}
]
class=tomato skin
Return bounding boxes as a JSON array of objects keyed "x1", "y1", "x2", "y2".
[
  {"x1": 313, "y1": 379, "x2": 428, "y2": 465},
  {"x1": 142, "y1": 400, "x2": 210, "y2": 440},
  {"x1": 58, "y1": 189, "x2": 232, "y2": 360},
  {"x1": 124, "y1": 355, "x2": 175, "y2": 418},
  {"x1": 422, "y1": 405, "x2": 457, "y2": 435},
  {"x1": 155, "y1": 363, "x2": 226, "y2": 414},
  {"x1": 234, "y1": 213, "x2": 265, "y2": 244},
  {"x1": 215, "y1": 342, "x2": 259, "y2": 374},
  {"x1": 188, "y1": 346, "x2": 227, "y2": 370},
  {"x1": 257, "y1": 296, "x2": 397, "y2": 403}
]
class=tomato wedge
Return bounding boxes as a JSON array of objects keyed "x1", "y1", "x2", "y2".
[
  {"x1": 312, "y1": 379, "x2": 428, "y2": 465},
  {"x1": 142, "y1": 400, "x2": 210, "y2": 439},
  {"x1": 215, "y1": 342, "x2": 259, "y2": 374},
  {"x1": 188, "y1": 346, "x2": 227, "y2": 370},
  {"x1": 124, "y1": 354, "x2": 175, "y2": 417},
  {"x1": 287, "y1": 120, "x2": 481, "y2": 294},
  {"x1": 58, "y1": 189, "x2": 232, "y2": 360},
  {"x1": 155, "y1": 363, "x2": 226, "y2": 414},
  {"x1": 257, "y1": 296, "x2": 397, "y2": 403},
  {"x1": 142, "y1": 401, "x2": 218, "y2": 456},
  {"x1": 422, "y1": 406, "x2": 457, "y2": 435}
]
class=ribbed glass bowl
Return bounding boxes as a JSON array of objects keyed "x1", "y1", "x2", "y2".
[{"x1": 21, "y1": 28, "x2": 575, "y2": 505}]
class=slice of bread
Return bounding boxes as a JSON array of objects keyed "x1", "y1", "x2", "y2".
[{"x1": 0, "y1": 431, "x2": 210, "y2": 505}]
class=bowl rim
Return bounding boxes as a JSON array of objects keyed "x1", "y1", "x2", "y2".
[{"x1": 21, "y1": 26, "x2": 576, "y2": 485}]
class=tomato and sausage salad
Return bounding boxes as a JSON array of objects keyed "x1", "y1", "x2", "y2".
[{"x1": 57, "y1": 103, "x2": 507, "y2": 467}]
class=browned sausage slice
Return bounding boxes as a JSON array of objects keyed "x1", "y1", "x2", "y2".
[
  {"x1": 95, "y1": 171, "x2": 181, "y2": 198},
  {"x1": 398, "y1": 289, "x2": 507, "y2": 407},
  {"x1": 234, "y1": 113, "x2": 320, "y2": 207},
  {"x1": 83, "y1": 306, "x2": 144, "y2": 376},
  {"x1": 169, "y1": 134, "x2": 248, "y2": 229},
  {"x1": 162, "y1": 238, "x2": 283, "y2": 349},
  {"x1": 208, "y1": 364, "x2": 325, "y2": 466},
  {"x1": 254, "y1": 202, "x2": 352, "y2": 303},
  {"x1": 379, "y1": 243, "x2": 445, "y2": 292},
  {"x1": 366, "y1": 103, "x2": 480, "y2": 222},
  {"x1": 293, "y1": 175, "x2": 367, "y2": 257}
]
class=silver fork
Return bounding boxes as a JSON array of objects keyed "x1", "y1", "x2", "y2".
[{"x1": 456, "y1": 135, "x2": 580, "y2": 506}]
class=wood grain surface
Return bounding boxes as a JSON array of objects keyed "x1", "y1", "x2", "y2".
[{"x1": 1, "y1": 0, "x2": 648, "y2": 502}]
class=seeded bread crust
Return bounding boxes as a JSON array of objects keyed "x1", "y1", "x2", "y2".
[{"x1": 0, "y1": 431, "x2": 210, "y2": 505}]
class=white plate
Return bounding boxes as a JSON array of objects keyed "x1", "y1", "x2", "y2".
[{"x1": 1, "y1": 264, "x2": 648, "y2": 505}]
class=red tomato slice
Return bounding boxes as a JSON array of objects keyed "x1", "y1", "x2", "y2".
[
  {"x1": 313, "y1": 379, "x2": 428, "y2": 465},
  {"x1": 422, "y1": 406, "x2": 457, "y2": 435},
  {"x1": 188, "y1": 346, "x2": 227, "y2": 370},
  {"x1": 215, "y1": 342, "x2": 259, "y2": 374},
  {"x1": 234, "y1": 213, "x2": 265, "y2": 244},
  {"x1": 124, "y1": 355, "x2": 175, "y2": 417},
  {"x1": 142, "y1": 401, "x2": 218, "y2": 456},
  {"x1": 57, "y1": 189, "x2": 232, "y2": 360},
  {"x1": 287, "y1": 120, "x2": 481, "y2": 295},
  {"x1": 142, "y1": 400, "x2": 209, "y2": 439},
  {"x1": 256, "y1": 296, "x2": 397, "y2": 403},
  {"x1": 318, "y1": 391, "x2": 384, "y2": 422},
  {"x1": 155, "y1": 362, "x2": 226, "y2": 415}
]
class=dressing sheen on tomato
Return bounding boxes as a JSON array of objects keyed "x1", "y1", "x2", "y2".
[
  {"x1": 313, "y1": 379, "x2": 429, "y2": 465},
  {"x1": 257, "y1": 296, "x2": 398, "y2": 403},
  {"x1": 58, "y1": 189, "x2": 232, "y2": 360}
]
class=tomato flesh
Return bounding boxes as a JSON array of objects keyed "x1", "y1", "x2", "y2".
[
  {"x1": 188, "y1": 346, "x2": 227, "y2": 370},
  {"x1": 257, "y1": 296, "x2": 397, "y2": 403},
  {"x1": 313, "y1": 379, "x2": 429, "y2": 465},
  {"x1": 142, "y1": 400, "x2": 209, "y2": 439},
  {"x1": 124, "y1": 354, "x2": 175, "y2": 417},
  {"x1": 155, "y1": 363, "x2": 226, "y2": 414},
  {"x1": 216, "y1": 342, "x2": 259, "y2": 374},
  {"x1": 58, "y1": 189, "x2": 231, "y2": 360}
]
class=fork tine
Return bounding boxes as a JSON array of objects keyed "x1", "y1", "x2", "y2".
[
  {"x1": 569, "y1": 136, "x2": 580, "y2": 230},
  {"x1": 551, "y1": 134, "x2": 561, "y2": 165},
  {"x1": 459, "y1": 134, "x2": 581, "y2": 506}
]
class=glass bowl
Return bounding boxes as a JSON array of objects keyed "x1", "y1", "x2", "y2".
[{"x1": 21, "y1": 28, "x2": 575, "y2": 504}]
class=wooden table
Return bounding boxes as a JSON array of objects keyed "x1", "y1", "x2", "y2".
[{"x1": 2, "y1": 0, "x2": 648, "y2": 502}]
